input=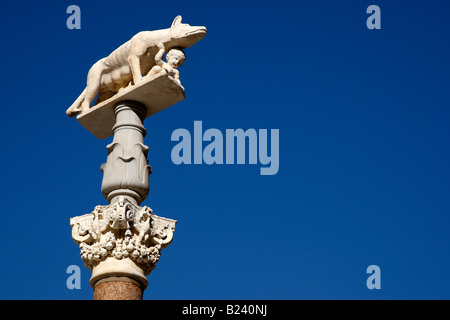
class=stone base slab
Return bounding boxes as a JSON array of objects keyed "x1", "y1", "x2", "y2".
[{"x1": 77, "y1": 73, "x2": 185, "y2": 139}]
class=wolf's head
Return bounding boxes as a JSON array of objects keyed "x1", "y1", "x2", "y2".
[{"x1": 169, "y1": 16, "x2": 207, "y2": 49}]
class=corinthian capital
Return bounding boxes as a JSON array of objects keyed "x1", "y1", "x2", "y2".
[{"x1": 70, "y1": 196, "x2": 176, "y2": 287}]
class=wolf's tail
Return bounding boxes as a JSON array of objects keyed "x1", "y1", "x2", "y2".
[{"x1": 66, "y1": 88, "x2": 86, "y2": 117}]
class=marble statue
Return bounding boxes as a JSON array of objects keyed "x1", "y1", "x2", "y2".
[
  {"x1": 68, "y1": 16, "x2": 207, "y2": 298},
  {"x1": 147, "y1": 43, "x2": 186, "y2": 89},
  {"x1": 66, "y1": 15, "x2": 206, "y2": 117}
]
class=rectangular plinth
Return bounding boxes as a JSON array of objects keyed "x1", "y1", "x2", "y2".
[{"x1": 77, "y1": 73, "x2": 185, "y2": 139}]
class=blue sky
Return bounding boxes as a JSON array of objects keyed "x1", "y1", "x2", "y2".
[{"x1": 0, "y1": 0, "x2": 449, "y2": 299}]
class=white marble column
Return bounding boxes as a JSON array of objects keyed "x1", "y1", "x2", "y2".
[
  {"x1": 101, "y1": 101, "x2": 151, "y2": 205},
  {"x1": 70, "y1": 99, "x2": 176, "y2": 297}
]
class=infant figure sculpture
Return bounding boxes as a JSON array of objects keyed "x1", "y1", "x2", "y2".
[
  {"x1": 147, "y1": 43, "x2": 186, "y2": 90},
  {"x1": 66, "y1": 15, "x2": 206, "y2": 117}
]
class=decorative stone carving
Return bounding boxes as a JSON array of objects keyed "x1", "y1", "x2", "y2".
[
  {"x1": 70, "y1": 196, "x2": 176, "y2": 285},
  {"x1": 76, "y1": 73, "x2": 186, "y2": 140},
  {"x1": 147, "y1": 43, "x2": 186, "y2": 89},
  {"x1": 70, "y1": 100, "x2": 178, "y2": 289},
  {"x1": 67, "y1": 16, "x2": 206, "y2": 297},
  {"x1": 100, "y1": 102, "x2": 151, "y2": 205},
  {"x1": 66, "y1": 15, "x2": 206, "y2": 117}
]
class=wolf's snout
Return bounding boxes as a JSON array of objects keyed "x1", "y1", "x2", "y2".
[{"x1": 188, "y1": 26, "x2": 207, "y2": 35}]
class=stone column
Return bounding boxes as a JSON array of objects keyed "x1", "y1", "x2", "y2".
[
  {"x1": 100, "y1": 101, "x2": 151, "y2": 206},
  {"x1": 67, "y1": 17, "x2": 206, "y2": 299},
  {"x1": 93, "y1": 277, "x2": 144, "y2": 300},
  {"x1": 70, "y1": 100, "x2": 176, "y2": 300}
]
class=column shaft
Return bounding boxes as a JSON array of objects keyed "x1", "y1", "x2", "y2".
[
  {"x1": 93, "y1": 277, "x2": 143, "y2": 300},
  {"x1": 101, "y1": 101, "x2": 151, "y2": 206}
]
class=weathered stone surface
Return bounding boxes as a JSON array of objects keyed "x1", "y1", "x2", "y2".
[
  {"x1": 100, "y1": 102, "x2": 151, "y2": 204},
  {"x1": 93, "y1": 277, "x2": 143, "y2": 300},
  {"x1": 70, "y1": 196, "x2": 176, "y2": 289},
  {"x1": 77, "y1": 74, "x2": 185, "y2": 139},
  {"x1": 66, "y1": 15, "x2": 206, "y2": 119}
]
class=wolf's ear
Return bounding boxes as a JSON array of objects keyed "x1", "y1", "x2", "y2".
[{"x1": 171, "y1": 15, "x2": 182, "y2": 28}]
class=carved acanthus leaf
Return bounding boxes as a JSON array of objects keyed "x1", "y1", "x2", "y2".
[{"x1": 70, "y1": 196, "x2": 177, "y2": 275}]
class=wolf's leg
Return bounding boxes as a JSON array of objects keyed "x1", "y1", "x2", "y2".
[
  {"x1": 82, "y1": 61, "x2": 106, "y2": 112},
  {"x1": 128, "y1": 38, "x2": 148, "y2": 84},
  {"x1": 128, "y1": 54, "x2": 142, "y2": 85},
  {"x1": 66, "y1": 88, "x2": 86, "y2": 117},
  {"x1": 82, "y1": 83, "x2": 99, "y2": 112}
]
